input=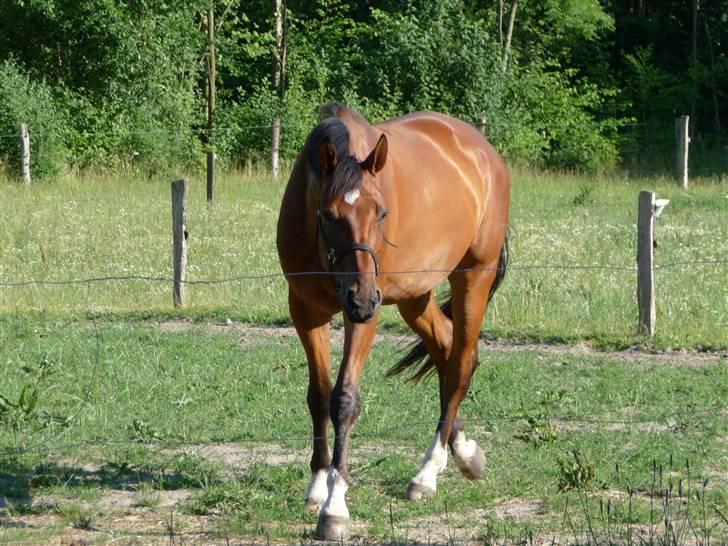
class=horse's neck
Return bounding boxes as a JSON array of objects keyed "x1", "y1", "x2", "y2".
[{"x1": 336, "y1": 109, "x2": 380, "y2": 160}]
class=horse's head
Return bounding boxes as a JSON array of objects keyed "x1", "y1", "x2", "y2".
[{"x1": 317, "y1": 134, "x2": 389, "y2": 323}]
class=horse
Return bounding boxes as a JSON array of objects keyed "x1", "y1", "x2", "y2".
[{"x1": 276, "y1": 103, "x2": 510, "y2": 540}]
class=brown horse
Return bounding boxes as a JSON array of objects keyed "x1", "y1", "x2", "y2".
[{"x1": 276, "y1": 103, "x2": 509, "y2": 540}]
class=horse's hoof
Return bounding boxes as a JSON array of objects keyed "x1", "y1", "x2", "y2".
[
  {"x1": 456, "y1": 444, "x2": 486, "y2": 480},
  {"x1": 406, "y1": 481, "x2": 436, "y2": 501},
  {"x1": 304, "y1": 498, "x2": 322, "y2": 512},
  {"x1": 314, "y1": 514, "x2": 350, "y2": 541}
]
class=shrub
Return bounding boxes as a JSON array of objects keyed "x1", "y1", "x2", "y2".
[{"x1": 0, "y1": 59, "x2": 68, "y2": 179}]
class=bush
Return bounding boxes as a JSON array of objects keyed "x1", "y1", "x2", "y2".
[{"x1": 0, "y1": 59, "x2": 68, "y2": 179}]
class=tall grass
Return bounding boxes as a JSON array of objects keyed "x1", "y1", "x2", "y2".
[{"x1": 0, "y1": 169, "x2": 725, "y2": 349}]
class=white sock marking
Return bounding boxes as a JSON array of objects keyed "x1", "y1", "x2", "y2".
[
  {"x1": 320, "y1": 467, "x2": 350, "y2": 519},
  {"x1": 451, "y1": 430, "x2": 478, "y2": 469},
  {"x1": 305, "y1": 469, "x2": 329, "y2": 506},
  {"x1": 410, "y1": 431, "x2": 448, "y2": 491}
]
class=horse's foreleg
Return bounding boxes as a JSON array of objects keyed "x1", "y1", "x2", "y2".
[
  {"x1": 315, "y1": 313, "x2": 379, "y2": 541},
  {"x1": 289, "y1": 292, "x2": 333, "y2": 511}
]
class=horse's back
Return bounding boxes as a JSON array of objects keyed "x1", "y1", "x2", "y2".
[{"x1": 376, "y1": 112, "x2": 509, "y2": 271}]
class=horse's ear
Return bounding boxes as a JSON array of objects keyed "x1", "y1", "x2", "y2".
[
  {"x1": 363, "y1": 134, "x2": 388, "y2": 175},
  {"x1": 319, "y1": 137, "x2": 337, "y2": 175}
]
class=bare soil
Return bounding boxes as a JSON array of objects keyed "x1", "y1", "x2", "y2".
[{"x1": 158, "y1": 320, "x2": 727, "y2": 368}]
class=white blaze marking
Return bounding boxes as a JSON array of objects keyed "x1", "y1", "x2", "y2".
[
  {"x1": 451, "y1": 430, "x2": 477, "y2": 469},
  {"x1": 410, "y1": 431, "x2": 448, "y2": 491},
  {"x1": 305, "y1": 469, "x2": 329, "y2": 506},
  {"x1": 320, "y1": 467, "x2": 350, "y2": 519},
  {"x1": 343, "y1": 189, "x2": 360, "y2": 205}
]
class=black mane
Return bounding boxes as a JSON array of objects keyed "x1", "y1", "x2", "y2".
[{"x1": 307, "y1": 103, "x2": 363, "y2": 201}]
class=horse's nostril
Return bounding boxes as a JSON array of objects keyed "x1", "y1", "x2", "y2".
[{"x1": 346, "y1": 288, "x2": 358, "y2": 308}]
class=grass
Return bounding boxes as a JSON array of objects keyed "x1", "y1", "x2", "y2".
[
  {"x1": 0, "y1": 318, "x2": 726, "y2": 543},
  {"x1": 0, "y1": 168, "x2": 726, "y2": 349},
  {"x1": 0, "y1": 167, "x2": 726, "y2": 543}
]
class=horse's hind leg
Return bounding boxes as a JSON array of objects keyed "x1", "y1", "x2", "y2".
[
  {"x1": 289, "y1": 291, "x2": 333, "y2": 511},
  {"x1": 398, "y1": 293, "x2": 461, "y2": 499},
  {"x1": 437, "y1": 266, "x2": 496, "y2": 479}
]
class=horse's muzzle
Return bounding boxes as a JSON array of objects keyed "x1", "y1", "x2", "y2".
[{"x1": 342, "y1": 284, "x2": 382, "y2": 323}]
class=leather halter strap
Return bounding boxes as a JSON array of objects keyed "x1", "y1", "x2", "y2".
[{"x1": 317, "y1": 212, "x2": 381, "y2": 276}]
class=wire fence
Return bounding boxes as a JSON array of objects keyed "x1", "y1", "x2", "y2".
[
  {"x1": 1, "y1": 121, "x2": 726, "y2": 177},
  {"x1": 0, "y1": 257, "x2": 725, "y2": 460},
  {"x1": 0, "y1": 260, "x2": 724, "y2": 289}
]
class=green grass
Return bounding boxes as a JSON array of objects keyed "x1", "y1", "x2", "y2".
[
  {"x1": 0, "y1": 318, "x2": 726, "y2": 543},
  {"x1": 0, "y1": 168, "x2": 726, "y2": 542},
  {"x1": 1, "y1": 169, "x2": 726, "y2": 349}
]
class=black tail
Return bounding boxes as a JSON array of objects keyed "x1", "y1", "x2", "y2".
[{"x1": 386, "y1": 231, "x2": 510, "y2": 382}]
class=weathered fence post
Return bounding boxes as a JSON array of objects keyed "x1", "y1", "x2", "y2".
[
  {"x1": 20, "y1": 123, "x2": 30, "y2": 184},
  {"x1": 206, "y1": 152, "x2": 215, "y2": 203},
  {"x1": 637, "y1": 191, "x2": 656, "y2": 336},
  {"x1": 675, "y1": 115, "x2": 689, "y2": 189},
  {"x1": 475, "y1": 117, "x2": 487, "y2": 135},
  {"x1": 271, "y1": 118, "x2": 281, "y2": 179},
  {"x1": 172, "y1": 179, "x2": 189, "y2": 307}
]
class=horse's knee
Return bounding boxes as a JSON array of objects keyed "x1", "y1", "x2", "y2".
[{"x1": 330, "y1": 383, "x2": 361, "y2": 428}]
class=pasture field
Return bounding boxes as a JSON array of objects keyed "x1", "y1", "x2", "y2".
[
  {"x1": 0, "y1": 317, "x2": 726, "y2": 545},
  {"x1": 0, "y1": 170, "x2": 726, "y2": 349},
  {"x1": 0, "y1": 170, "x2": 727, "y2": 544}
]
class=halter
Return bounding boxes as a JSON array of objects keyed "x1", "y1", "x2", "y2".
[{"x1": 317, "y1": 211, "x2": 381, "y2": 276}]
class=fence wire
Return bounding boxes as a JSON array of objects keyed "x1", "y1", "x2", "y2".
[
  {"x1": 0, "y1": 242, "x2": 725, "y2": 460},
  {"x1": 0, "y1": 259, "x2": 724, "y2": 289}
]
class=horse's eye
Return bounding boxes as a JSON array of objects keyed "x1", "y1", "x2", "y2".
[
  {"x1": 321, "y1": 209, "x2": 336, "y2": 222},
  {"x1": 377, "y1": 209, "x2": 388, "y2": 223}
]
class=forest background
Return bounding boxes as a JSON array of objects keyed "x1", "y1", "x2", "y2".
[{"x1": 0, "y1": 0, "x2": 726, "y2": 179}]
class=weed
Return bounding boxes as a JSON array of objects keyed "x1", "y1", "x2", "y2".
[
  {"x1": 557, "y1": 449, "x2": 597, "y2": 492},
  {"x1": 0, "y1": 385, "x2": 38, "y2": 429},
  {"x1": 515, "y1": 389, "x2": 565, "y2": 445},
  {"x1": 134, "y1": 483, "x2": 161, "y2": 508},
  {"x1": 572, "y1": 183, "x2": 595, "y2": 206},
  {"x1": 128, "y1": 418, "x2": 162, "y2": 442},
  {"x1": 55, "y1": 502, "x2": 96, "y2": 530}
]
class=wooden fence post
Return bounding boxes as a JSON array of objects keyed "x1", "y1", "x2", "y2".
[
  {"x1": 206, "y1": 151, "x2": 215, "y2": 203},
  {"x1": 675, "y1": 115, "x2": 689, "y2": 189},
  {"x1": 172, "y1": 179, "x2": 189, "y2": 307},
  {"x1": 271, "y1": 118, "x2": 281, "y2": 179},
  {"x1": 20, "y1": 123, "x2": 30, "y2": 184},
  {"x1": 475, "y1": 117, "x2": 487, "y2": 135},
  {"x1": 637, "y1": 191, "x2": 656, "y2": 336},
  {"x1": 206, "y1": 6, "x2": 216, "y2": 203}
]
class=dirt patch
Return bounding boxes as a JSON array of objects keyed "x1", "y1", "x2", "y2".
[
  {"x1": 492, "y1": 498, "x2": 547, "y2": 520},
  {"x1": 158, "y1": 320, "x2": 726, "y2": 368},
  {"x1": 396, "y1": 500, "x2": 549, "y2": 545},
  {"x1": 184, "y1": 442, "x2": 306, "y2": 472}
]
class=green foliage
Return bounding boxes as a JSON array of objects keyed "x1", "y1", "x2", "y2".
[
  {"x1": 0, "y1": 0, "x2": 725, "y2": 174},
  {"x1": 0, "y1": 1, "x2": 204, "y2": 174},
  {"x1": 0, "y1": 60, "x2": 68, "y2": 178},
  {"x1": 557, "y1": 449, "x2": 597, "y2": 491}
]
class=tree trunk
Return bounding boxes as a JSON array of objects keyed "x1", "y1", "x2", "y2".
[
  {"x1": 272, "y1": 0, "x2": 286, "y2": 178},
  {"x1": 690, "y1": 0, "x2": 698, "y2": 133},
  {"x1": 501, "y1": 0, "x2": 518, "y2": 73},
  {"x1": 702, "y1": 11, "x2": 721, "y2": 133},
  {"x1": 498, "y1": 0, "x2": 504, "y2": 49}
]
